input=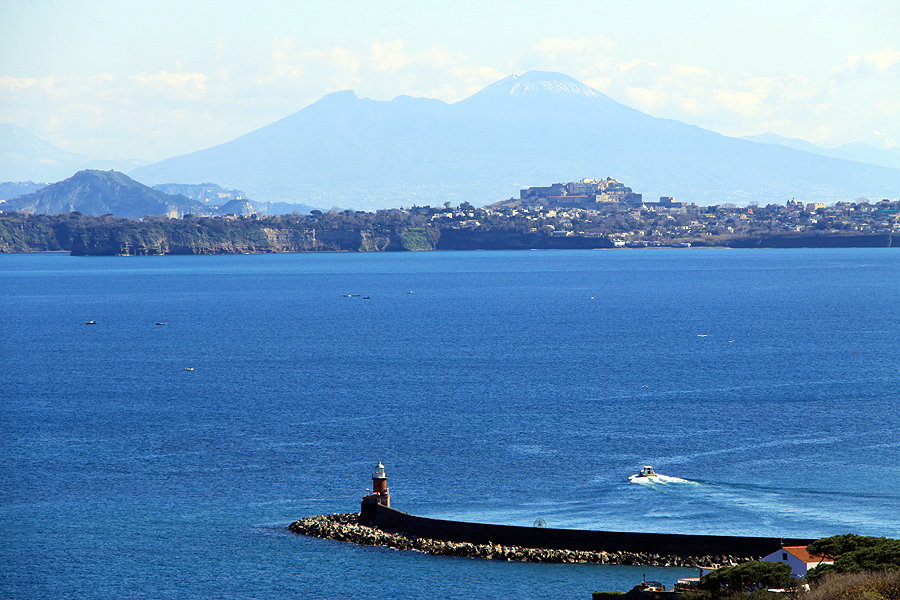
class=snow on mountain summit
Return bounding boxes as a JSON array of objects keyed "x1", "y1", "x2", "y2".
[
  {"x1": 471, "y1": 71, "x2": 607, "y2": 100},
  {"x1": 848, "y1": 130, "x2": 897, "y2": 150}
]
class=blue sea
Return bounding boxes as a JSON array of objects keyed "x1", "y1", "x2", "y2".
[{"x1": 1, "y1": 248, "x2": 898, "y2": 599}]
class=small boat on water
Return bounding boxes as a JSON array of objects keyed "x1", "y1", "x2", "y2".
[
  {"x1": 628, "y1": 465, "x2": 697, "y2": 485},
  {"x1": 85, "y1": 320, "x2": 96, "y2": 325},
  {"x1": 632, "y1": 465, "x2": 659, "y2": 479}
]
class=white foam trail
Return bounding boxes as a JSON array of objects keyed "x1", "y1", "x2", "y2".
[{"x1": 628, "y1": 473, "x2": 700, "y2": 485}]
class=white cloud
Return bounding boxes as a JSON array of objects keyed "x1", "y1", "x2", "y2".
[
  {"x1": 864, "y1": 47, "x2": 900, "y2": 71},
  {"x1": 678, "y1": 97, "x2": 704, "y2": 114},
  {"x1": 711, "y1": 89, "x2": 765, "y2": 115},
  {"x1": 0, "y1": 75, "x2": 60, "y2": 96},
  {"x1": 583, "y1": 77, "x2": 612, "y2": 91},
  {"x1": 131, "y1": 70, "x2": 208, "y2": 99},
  {"x1": 531, "y1": 37, "x2": 616, "y2": 60},
  {"x1": 624, "y1": 86, "x2": 669, "y2": 111},
  {"x1": 775, "y1": 75, "x2": 817, "y2": 102},
  {"x1": 835, "y1": 54, "x2": 861, "y2": 74},
  {"x1": 834, "y1": 47, "x2": 900, "y2": 77},
  {"x1": 268, "y1": 38, "x2": 309, "y2": 79},
  {"x1": 672, "y1": 64, "x2": 710, "y2": 76},
  {"x1": 253, "y1": 37, "x2": 503, "y2": 104},
  {"x1": 368, "y1": 40, "x2": 413, "y2": 73},
  {"x1": 329, "y1": 47, "x2": 363, "y2": 81},
  {"x1": 619, "y1": 58, "x2": 656, "y2": 73},
  {"x1": 447, "y1": 65, "x2": 505, "y2": 99},
  {"x1": 513, "y1": 37, "x2": 618, "y2": 79},
  {"x1": 421, "y1": 45, "x2": 468, "y2": 69}
]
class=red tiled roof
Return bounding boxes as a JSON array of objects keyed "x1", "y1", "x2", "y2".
[{"x1": 784, "y1": 546, "x2": 833, "y2": 564}]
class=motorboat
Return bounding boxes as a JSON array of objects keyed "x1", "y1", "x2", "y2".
[
  {"x1": 629, "y1": 465, "x2": 697, "y2": 485},
  {"x1": 633, "y1": 465, "x2": 658, "y2": 478}
]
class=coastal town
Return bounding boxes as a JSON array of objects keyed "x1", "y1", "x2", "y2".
[{"x1": 470, "y1": 177, "x2": 900, "y2": 246}]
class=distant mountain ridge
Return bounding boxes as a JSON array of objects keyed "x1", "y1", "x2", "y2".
[
  {"x1": 744, "y1": 132, "x2": 900, "y2": 170},
  {"x1": 150, "y1": 182, "x2": 317, "y2": 215},
  {"x1": 130, "y1": 71, "x2": 900, "y2": 209},
  {"x1": 151, "y1": 182, "x2": 247, "y2": 204},
  {"x1": 0, "y1": 123, "x2": 147, "y2": 183},
  {"x1": 3, "y1": 170, "x2": 208, "y2": 218},
  {"x1": 0, "y1": 181, "x2": 47, "y2": 201},
  {"x1": 2, "y1": 170, "x2": 317, "y2": 218}
]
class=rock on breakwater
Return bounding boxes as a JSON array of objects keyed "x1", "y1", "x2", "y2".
[{"x1": 288, "y1": 513, "x2": 747, "y2": 567}]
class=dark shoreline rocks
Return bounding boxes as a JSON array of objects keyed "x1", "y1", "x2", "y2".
[{"x1": 288, "y1": 513, "x2": 748, "y2": 567}]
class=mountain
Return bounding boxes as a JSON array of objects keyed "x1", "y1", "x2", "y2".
[
  {"x1": 744, "y1": 132, "x2": 900, "y2": 170},
  {"x1": 742, "y1": 132, "x2": 827, "y2": 155},
  {"x1": 830, "y1": 139, "x2": 900, "y2": 170},
  {"x1": 150, "y1": 182, "x2": 317, "y2": 215},
  {"x1": 151, "y1": 182, "x2": 247, "y2": 204},
  {"x1": 130, "y1": 71, "x2": 900, "y2": 209},
  {"x1": 3, "y1": 170, "x2": 209, "y2": 218},
  {"x1": 0, "y1": 181, "x2": 47, "y2": 201},
  {"x1": 216, "y1": 198, "x2": 257, "y2": 216},
  {"x1": 1, "y1": 123, "x2": 147, "y2": 183}
]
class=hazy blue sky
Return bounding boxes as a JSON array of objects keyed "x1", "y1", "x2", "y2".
[{"x1": 2, "y1": 0, "x2": 897, "y2": 162}]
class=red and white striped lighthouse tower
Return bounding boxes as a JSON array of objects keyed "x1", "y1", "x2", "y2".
[{"x1": 369, "y1": 462, "x2": 390, "y2": 507}]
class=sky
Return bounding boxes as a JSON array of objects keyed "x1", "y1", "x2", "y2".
[{"x1": 2, "y1": 0, "x2": 898, "y2": 163}]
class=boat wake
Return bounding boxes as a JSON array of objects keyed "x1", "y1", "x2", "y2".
[
  {"x1": 622, "y1": 473, "x2": 895, "y2": 534},
  {"x1": 628, "y1": 473, "x2": 699, "y2": 485},
  {"x1": 628, "y1": 465, "x2": 700, "y2": 486}
]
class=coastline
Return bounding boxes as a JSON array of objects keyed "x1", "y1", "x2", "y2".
[
  {"x1": 1, "y1": 209, "x2": 896, "y2": 255},
  {"x1": 289, "y1": 513, "x2": 747, "y2": 567}
]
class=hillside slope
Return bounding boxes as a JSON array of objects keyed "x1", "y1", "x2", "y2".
[{"x1": 3, "y1": 170, "x2": 208, "y2": 218}]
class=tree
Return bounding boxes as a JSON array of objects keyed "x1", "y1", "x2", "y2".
[
  {"x1": 699, "y1": 561, "x2": 794, "y2": 594},
  {"x1": 808, "y1": 534, "x2": 880, "y2": 560},
  {"x1": 806, "y1": 534, "x2": 900, "y2": 582}
]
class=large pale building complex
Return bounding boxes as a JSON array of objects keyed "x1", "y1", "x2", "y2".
[{"x1": 520, "y1": 177, "x2": 643, "y2": 208}]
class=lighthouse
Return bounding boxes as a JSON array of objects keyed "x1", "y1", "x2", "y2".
[{"x1": 364, "y1": 461, "x2": 390, "y2": 508}]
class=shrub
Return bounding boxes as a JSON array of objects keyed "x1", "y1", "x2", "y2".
[
  {"x1": 805, "y1": 570, "x2": 900, "y2": 600},
  {"x1": 700, "y1": 562, "x2": 794, "y2": 595}
]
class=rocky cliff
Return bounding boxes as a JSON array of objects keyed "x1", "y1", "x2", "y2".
[{"x1": 65, "y1": 223, "x2": 423, "y2": 255}]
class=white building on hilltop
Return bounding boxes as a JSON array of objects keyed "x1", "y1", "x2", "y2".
[{"x1": 761, "y1": 546, "x2": 833, "y2": 578}]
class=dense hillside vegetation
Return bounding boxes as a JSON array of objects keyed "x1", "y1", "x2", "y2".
[{"x1": 806, "y1": 534, "x2": 900, "y2": 582}]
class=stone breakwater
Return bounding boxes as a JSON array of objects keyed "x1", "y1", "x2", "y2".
[{"x1": 288, "y1": 513, "x2": 747, "y2": 567}]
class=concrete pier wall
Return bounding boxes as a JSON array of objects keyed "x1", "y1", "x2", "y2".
[{"x1": 362, "y1": 502, "x2": 813, "y2": 559}]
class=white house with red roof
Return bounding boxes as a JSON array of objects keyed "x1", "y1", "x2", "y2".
[{"x1": 761, "y1": 546, "x2": 834, "y2": 578}]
